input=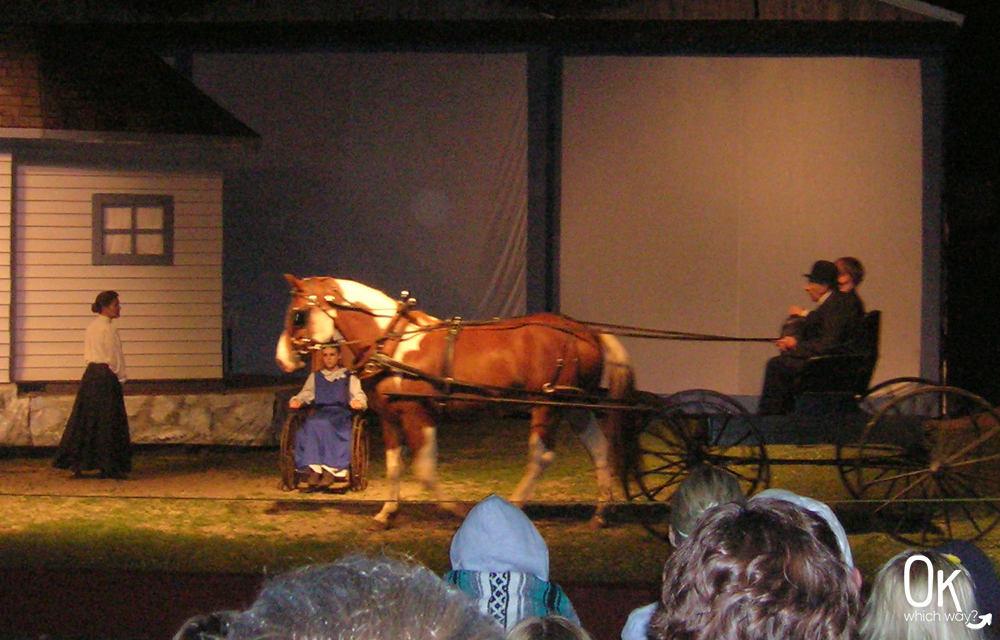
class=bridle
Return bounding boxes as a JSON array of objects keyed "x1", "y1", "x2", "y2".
[{"x1": 286, "y1": 280, "x2": 418, "y2": 376}]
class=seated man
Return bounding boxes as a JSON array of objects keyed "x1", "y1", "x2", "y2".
[{"x1": 758, "y1": 260, "x2": 864, "y2": 415}]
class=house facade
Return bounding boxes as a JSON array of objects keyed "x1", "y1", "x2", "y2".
[{"x1": 0, "y1": 27, "x2": 258, "y2": 384}]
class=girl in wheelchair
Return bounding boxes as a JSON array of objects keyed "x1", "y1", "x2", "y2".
[{"x1": 288, "y1": 344, "x2": 367, "y2": 491}]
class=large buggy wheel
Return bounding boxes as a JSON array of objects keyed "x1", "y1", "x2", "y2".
[
  {"x1": 278, "y1": 410, "x2": 371, "y2": 492},
  {"x1": 623, "y1": 389, "x2": 770, "y2": 541},
  {"x1": 834, "y1": 377, "x2": 938, "y2": 491},
  {"x1": 839, "y1": 385, "x2": 1000, "y2": 545},
  {"x1": 857, "y1": 377, "x2": 938, "y2": 416}
]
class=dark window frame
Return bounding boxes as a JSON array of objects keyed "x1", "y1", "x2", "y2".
[{"x1": 92, "y1": 194, "x2": 175, "y2": 266}]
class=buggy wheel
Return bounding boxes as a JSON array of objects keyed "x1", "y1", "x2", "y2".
[
  {"x1": 858, "y1": 377, "x2": 938, "y2": 416},
  {"x1": 836, "y1": 377, "x2": 939, "y2": 493},
  {"x1": 624, "y1": 389, "x2": 769, "y2": 542},
  {"x1": 279, "y1": 410, "x2": 307, "y2": 491},
  {"x1": 349, "y1": 412, "x2": 370, "y2": 491},
  {"x1": 841, "y1": 385, "x2": 1000, "y2": 545}
]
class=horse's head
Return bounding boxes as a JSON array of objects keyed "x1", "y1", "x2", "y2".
[
  {"x1": 275, "y1": 274, "x2": 345, "y2": 373},
  {"x1": 275, "y1": 274, "x2": 400, "y2": 373}
]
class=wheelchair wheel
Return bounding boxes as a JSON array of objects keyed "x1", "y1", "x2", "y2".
[
  {"x1": 278, "y1": 409, "x2": 307, "y2": 491},
  {"x1": 349, "y1": 412, "x2": 370, "y2": 491}
]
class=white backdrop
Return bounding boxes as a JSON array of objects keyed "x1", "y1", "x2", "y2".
[{"x1": 561, "y1": 56, "x2": 931, "y2": 397}]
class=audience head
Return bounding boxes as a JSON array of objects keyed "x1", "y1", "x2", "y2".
[
  {"x1": 753, "y1": 488, "x2": 855, "y2": 569},
  {"x1": 836, "y1": 257, "x2": 865, "y2": 292},
  {"x1": 447, "y1": 495, "x2": 579, "y2": 631},
  {"x1": 861, "y1": 549, "x2": 984, "y2": 640},
  {"x1": 450, "y1": 494, "x2": 549, "y2": 578},
  {"x1": 507, "y1": 615, "x2": 593, "y2": 640},
  {"x1": 648, "y1": 497, "x2": 861, "y2": 640},
  {"x1": 669, "y1": 464, "x2": 747, "y2": 546},
  {"x1": 175, "y1": 554, "x2": 504, "y2": 640}
]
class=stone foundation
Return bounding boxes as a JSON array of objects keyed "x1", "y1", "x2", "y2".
[{"x1": 0, "y1": 383, "x2": 297, "y2": 447}]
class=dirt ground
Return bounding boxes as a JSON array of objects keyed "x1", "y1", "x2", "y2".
[
  {"x1": 0, "y1": 446, "x2": 663, "y2": 640},
  {"x1": 0, "y1": 422, "x2": 668, "y2": 576}
]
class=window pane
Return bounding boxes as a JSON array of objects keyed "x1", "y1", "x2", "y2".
[
  {"x1": 136, "y1": 233, "x2": 164, "y2": 255},
  {"x1": 136, "y1": 206, "x2": 164, "y2": 230},
  {"x1": 104, "y1": 207, "x2": 132, "y2": 230},
  {"x1": 104, "y1": 233, "x2": 132, "y2": 255}
]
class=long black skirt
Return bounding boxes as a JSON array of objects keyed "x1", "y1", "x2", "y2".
[{"x1": 53, "y1": 363, "x2": 132, "y2": 475}]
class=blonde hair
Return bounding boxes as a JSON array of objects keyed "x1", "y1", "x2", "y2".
[
  {"x1": 669, "y1": 464, "x2": 746, "y2": 543},
  {"x1": 507, "y1": 616, "x2": 593, "y2": 640},
  {"x1": 861, "y1": 550, "x2": 983, "y2": 640}
]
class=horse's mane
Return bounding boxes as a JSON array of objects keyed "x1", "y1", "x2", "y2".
[{"x1": 335, "y1": 279, "x2": 437, "y2": 320}]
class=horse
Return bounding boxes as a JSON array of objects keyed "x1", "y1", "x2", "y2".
[{"x1": 275, "y1": 275, "x2": 636, "y2": 529}]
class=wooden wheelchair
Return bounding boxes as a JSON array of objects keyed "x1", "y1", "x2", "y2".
[{"x1": 278, "y1": 406, "x2": 370, "y2": 492}]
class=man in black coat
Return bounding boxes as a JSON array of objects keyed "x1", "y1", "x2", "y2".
[{"x1": 758, "y1": 260, "x2": 865, "y2": 415}]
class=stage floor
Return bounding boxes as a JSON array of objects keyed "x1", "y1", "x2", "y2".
[
  {"x1": 0, "y1": 427, "x2": 971, "y2": 639},
  {"x1": 0, "y1": 440, "x2": 667, "y2": 640}
]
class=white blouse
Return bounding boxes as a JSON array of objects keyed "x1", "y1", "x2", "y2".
[
  {"x1": 84, "y1": 315, "x2": 127, "y2": 383},
  {"x1": 291, "y1": 367, "x2": 367, "y2": 409}
]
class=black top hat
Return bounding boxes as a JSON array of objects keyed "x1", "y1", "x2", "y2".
[{"x1": 803, "y1": 260, "x2": 838, "y2": 287}]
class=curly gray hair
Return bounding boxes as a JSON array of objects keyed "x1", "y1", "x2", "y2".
[{"x1": 175, "y1": 554, "x2": 504, "y2": 640}]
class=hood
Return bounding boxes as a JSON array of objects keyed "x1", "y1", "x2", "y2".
[{"x1": 449, "y1": 494, "x2": 549, "y2": 579}]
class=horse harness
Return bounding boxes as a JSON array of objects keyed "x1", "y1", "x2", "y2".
[{"x1": 290, "y1": 280, "x2": 592, "y2": 405}]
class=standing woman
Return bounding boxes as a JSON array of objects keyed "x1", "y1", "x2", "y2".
[{"x1": 53, "y1": 291, "x2": 131, "y2": 479}]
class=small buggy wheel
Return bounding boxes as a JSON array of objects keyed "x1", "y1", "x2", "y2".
[
  {"x1": 349, "y1": 412, "x2": 370, "y2": 491},
  {"x1": 624, "y1": 389, "x2": 769, "y2": 542},
  {"x1": 842, "y1": 385, "x2": 1000, "y2": 545}
]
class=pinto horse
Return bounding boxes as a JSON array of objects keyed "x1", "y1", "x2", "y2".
[{"x1": 275, "y1": 275, "x2": 635, "y2": 528}]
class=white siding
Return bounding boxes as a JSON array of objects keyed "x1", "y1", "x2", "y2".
[
  {"x1": 13, "y1": 165, "x2": 223, "y2": 381},
  {"x1": 0, "y1": 154, "x2": 11, "y2": 383}
]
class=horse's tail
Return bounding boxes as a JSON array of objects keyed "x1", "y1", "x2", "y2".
[{"x1": 598, "y1": 332, "x2": 636, "y2": 483}]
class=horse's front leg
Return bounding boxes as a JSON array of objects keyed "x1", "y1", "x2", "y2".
[
  {"x1": 372, "y1": 446, "x2": 403, "y2": 530},
  {"x1": 371, "y1": 415, "x2": 404, "y2": 530},
  {"x1": 510, "y1": 407, "x2": 557, "y2": 507},
  {"x1": 571, "y1": 408, "x2": 614, "y2": 528},
  {"x1": 408, "y1": 419, "x2": 467, "y2": 520}
]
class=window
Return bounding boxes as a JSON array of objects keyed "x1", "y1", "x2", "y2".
[{"x1": 92, "y1": 194, "x2": 174, "y2": 266}]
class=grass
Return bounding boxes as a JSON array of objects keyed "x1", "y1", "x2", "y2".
[{"x1": 2, "y1": 417, "x2": 999, "y2": 587}]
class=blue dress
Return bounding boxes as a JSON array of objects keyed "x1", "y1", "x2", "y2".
[{"x1": 294, "y1": 373, "x2": 353, "y2": 471}]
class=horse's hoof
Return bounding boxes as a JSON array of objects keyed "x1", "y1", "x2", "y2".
[
  {"x1": 368, "y1": 518, "x2": 391, "y2": 532},
  {"x1": 588, "y1": 514, "x2": 608, "y2": 530}
]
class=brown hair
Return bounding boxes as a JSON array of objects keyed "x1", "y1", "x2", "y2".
[
  {"x1": 507, "y1": 616, "x2": 594, "y2": 640},
  {"x1": 649, "y1": 498, "x2": 860, "y2": 640},
  {"x1": 836, "y1": 257, "x2": 865, "y2": 286},
  {"x1": 91, "y1": 291, "x2": 119, "y2": 314}
]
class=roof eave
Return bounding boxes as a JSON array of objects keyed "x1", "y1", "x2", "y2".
[
  {"x1": 877, "y1": 0, "x2": 965, "y2": 25},
  {"x1": 0, "y1": 127, "x2": 261, "y2": 151}
]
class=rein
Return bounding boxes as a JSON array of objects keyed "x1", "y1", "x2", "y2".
[
  {"x1": 580, "y1": 321, "x2": 776, "y2": 343},
  {"x1": 288, "y1": 281, "x2": 777, "y2": 384}
]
